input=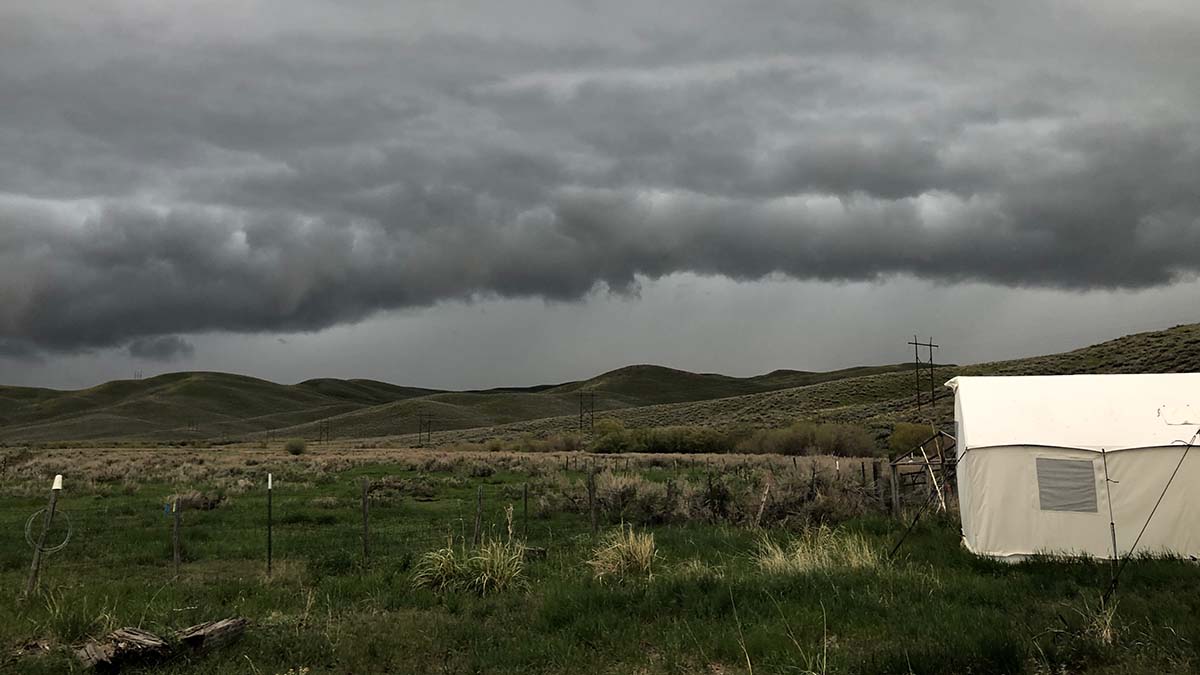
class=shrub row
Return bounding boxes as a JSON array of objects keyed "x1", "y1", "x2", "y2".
[
  {"x1": 590, "y1": 420, "x2": 880, "y2": 457},
  {"x1": 533, "y1": 467, "x2": 885, "y2": 528}
]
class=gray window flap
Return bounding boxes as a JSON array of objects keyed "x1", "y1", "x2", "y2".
[{"x1": 1036, "y1": 457, "x2": 1098, "y2": 513}]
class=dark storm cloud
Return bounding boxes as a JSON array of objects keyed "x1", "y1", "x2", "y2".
[
  {"x1": 0, "y1": 339, "x2": 43, "y2": 362},
  {"x1": 2, "y1": 0, "x2": 1200, "y2": 355},
  {"x1": 128, "y1": 335, "x2": 195, "y2": 361}
]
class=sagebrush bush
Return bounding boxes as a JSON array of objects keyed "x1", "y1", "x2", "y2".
[
  {"x1": 592, "y1": 426, "x2": 731, "y2": 454},
  {"x1": 735, "y1": 422, "x2": 879, "y2": 457},
  {"x1": 284, "y1": 439, "x2": 306, "y2": 455},
  {"x1": 590, "y1": 422, "x2": 878, "y2": 457},
  {"x1": 588, "y1": 525, "x2": 657, "y2": 582},
  {"x1": 596, "y1": 473, "x2": 679, "y2": 524},
  {"x1": 468, "y1": 434, "x2": 584, "y2": 454},
  {"x1": 889, "y1": 422, "x2": 934, "y2": 457},
  {"x1": 814, "y1": 423, "x2": 877, "y2": 457},
  {"x1": 462, "y1": 461, "x2": 495, "y2": 478}
]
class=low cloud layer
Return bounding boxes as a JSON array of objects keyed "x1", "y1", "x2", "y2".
[
  {"x1": 2, "y1": 1, "x2": 1200, "y2": 357},
  {"x1": 127, "y1": 335, "x2": 195, "y2": 361}
]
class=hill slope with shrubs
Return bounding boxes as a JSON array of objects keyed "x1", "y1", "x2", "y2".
[
  {"x1": 4, "y1": 323, "x2": 1200, "y2": 444},
  {"x1": 354, "y1": 323, "x2": 1200, "y2": 449},
  {"x1": 0, "y1": 361, "x2": 912, "y2": 442}
]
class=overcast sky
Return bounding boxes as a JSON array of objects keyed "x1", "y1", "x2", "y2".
[{"x1": 2, "y1": 0, "x2": 1199, "y2": 390}]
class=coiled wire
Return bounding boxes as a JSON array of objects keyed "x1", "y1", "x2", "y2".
[{"x1": 24, "y1": 508, "x2": 72, "y2": 555}]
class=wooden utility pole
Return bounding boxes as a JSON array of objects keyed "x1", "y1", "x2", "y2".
[{"x1": 23, "y1": 475, "x2": 63, "y2": 600}]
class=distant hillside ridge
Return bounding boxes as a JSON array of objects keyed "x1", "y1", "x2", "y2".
[
  {"x1": 3, "y1": 322, "x2": 1199, "y2": 443},
  {"x1": 0, "y1": 361, "x2": 913, "y2": 442},
  {"x1": 346, "y1": 323, "x2": 1200, "y2": 449}
]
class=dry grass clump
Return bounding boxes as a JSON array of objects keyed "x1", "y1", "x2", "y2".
[
  {"x1": 412, "y1": 499, "x2": 529, "y2": 595},
  {"x1": 754, "y1": 525, "x2": 880, "y2": 574},
  {"x1": 1076, "y1": 596, "x2": 1119, "y2": 647},
  {"x1": 412, "y1": 537, "x2": 527, "y2": 595},
  {"x1": 672, "y1": 558, "x2": 725, "y2": 582},
  {"x1": 588, "y1": 525, "x2": 657, "y2": 582}
]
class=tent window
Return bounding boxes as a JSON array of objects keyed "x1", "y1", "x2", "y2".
[{"x1": 1036, "y1": 458, "x2": 1098, "y2": 513}]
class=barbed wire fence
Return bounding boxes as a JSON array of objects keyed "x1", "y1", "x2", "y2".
[{"x1": 4, "y1": 455, "x2": 909, "y2": 591}]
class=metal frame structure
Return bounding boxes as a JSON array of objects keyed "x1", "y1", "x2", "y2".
[{"x1": 889, "y1": 429, "x2": 957, "y2": 513}]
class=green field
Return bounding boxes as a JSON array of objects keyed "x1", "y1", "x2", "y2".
[{"x1": 2, "y1": 446, "x2": 1197, "y2": 674}]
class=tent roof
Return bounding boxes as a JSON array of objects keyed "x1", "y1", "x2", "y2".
[{"x1": 946, "y1": 374, "x2": 1200, "y2": 452}]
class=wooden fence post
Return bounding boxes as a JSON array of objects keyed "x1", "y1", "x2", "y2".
[
  {"x1": 472, "y1": 485, "x2": 484, "y2": 547},
  {"x1": 172, "y1": 497, "x2": 182, "y2": 577},
  {"x1": 361, "y1": 478, "x2": 370, "y2": 561},
  {"x1": 873, "y1": 461, "x2": 882, "y2": 503},
  {"x1": 753, "y1": 482, "x2": 771, "y2": 529},
  {"x1": 522, "y1": 482, "x2": 529, "y2": 542},
  {"x1": 890, "y1": 463, "x2": 901, "y2": 515},
  {"x1": 23, "y1": 474, "x2": 63, "y2": 600},
  {"x1": 587, "y1": 469, "x2": 598, "y2": 536}
]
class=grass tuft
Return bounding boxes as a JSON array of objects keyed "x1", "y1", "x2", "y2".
[
  {"x1": 754, "y1": 525, "x2": 880, "y2": 574},
  {"x1": 38, "y1": 588, "x2": 116, "y2": 644},
  {"x1": 412, "y1": 538, "x2": 526, "y2": 595},
  {"x1": 587, "y1": 524, "x2": 657, "y2": 582}
]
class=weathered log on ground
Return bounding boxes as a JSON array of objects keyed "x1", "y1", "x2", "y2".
[
  {"x1": 523, "y1": 546, "x2": 548, "y2": 560},
  {"x1": 176, "y1": 617, "x2": 248, "y2": 653},
  {"x1": 75, "y1": 627, "x2": 169, "y2": 670},
  {"x1": 73, "y1": 617, "x2": 247, "y2": 670}
]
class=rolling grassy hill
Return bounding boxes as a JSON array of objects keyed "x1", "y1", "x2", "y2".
[
  {"x1": 0, "y1": 361, "x2": 914, "y2": 443},
  {"x1": 407, "y1": 323, "x2": 1200, "y2": 447},
  {"x1": 3, "y1": 323, "x2": 1200, "y2": 444}
]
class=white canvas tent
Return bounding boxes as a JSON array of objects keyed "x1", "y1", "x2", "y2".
[{"x1": 947, "y1": 374, "x2": 1200, "y2": 561}]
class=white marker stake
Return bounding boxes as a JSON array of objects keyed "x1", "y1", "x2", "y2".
[
  {"x1": 266, "y1": 473, "x2": 273, "y2": 577},
  {"x1": 52, "y1": 474, "x2": 63, "y2": 491}
]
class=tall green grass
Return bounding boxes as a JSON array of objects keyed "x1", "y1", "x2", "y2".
[{"x1": 3, "y1": 466, "x2": 1199, "y2": 674}]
